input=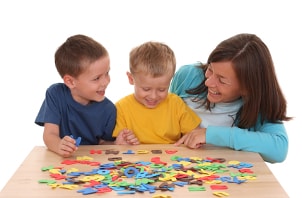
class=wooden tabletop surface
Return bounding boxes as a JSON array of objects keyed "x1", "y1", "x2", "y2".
[{"x1": 0, "y1": 144, "x2": 288, "y2": 198}]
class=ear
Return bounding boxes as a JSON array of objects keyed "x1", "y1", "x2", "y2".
[
  {"x1": 63, "y1": 74, "x2": 76, "y2": 89},
  {"x1": 126, "y1": 71, "x2": 134, "y2": 85}
]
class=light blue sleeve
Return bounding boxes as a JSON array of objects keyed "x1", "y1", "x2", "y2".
[
  {"x1": 206, "y1": 121, "x2": 288, "y2": 163},
  {"x1": 170, "y1": 64, "x2": 204, "y2": 98}
]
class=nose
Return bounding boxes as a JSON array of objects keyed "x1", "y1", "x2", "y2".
[
  {"x1": 205, "y1": 75, "x2": 217, "y2": 87},
  {"x1": 100, "y1": 76, "x2": 110, "y2": 87},
  {"x1": 149, "y1": 90, "x2": 158, "y2": 99}
]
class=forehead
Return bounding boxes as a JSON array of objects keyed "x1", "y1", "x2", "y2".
[
  {"x1": 210, "y1": 61, "x2": 237, "y2": 79},
  {"x1": 134, "y1": 73, "x2": 172, "y2": 86},
  {"x1": 87, "y1": 56, "x2": 109, "y2": 69},
  {"x1": 79, "y1": 56, "x2": 110, "y2": 77}
]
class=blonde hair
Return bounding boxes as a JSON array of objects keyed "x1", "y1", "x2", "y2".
[{"x1": 129, "y1": 41, "x2": 176, "y2": 77}]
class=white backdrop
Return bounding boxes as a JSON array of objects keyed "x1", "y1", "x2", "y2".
[{"x1": 0, "y1": 1, "x2": 300, "y2": 197}]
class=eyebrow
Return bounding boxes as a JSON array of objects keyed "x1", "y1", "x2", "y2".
[
  {"x1": 217, "y1": 74, "x2": 228, "y2": 80},
  {"x1": 209, "y1": 65, "x2": 227, "y2": 79},
  {"x1": 209, "y1": 65, "x2": 231, "y2": 84}
]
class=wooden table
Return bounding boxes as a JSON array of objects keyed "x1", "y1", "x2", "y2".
[{"x1": 0, "y1": 144, "x2": 288, "y2": 198}]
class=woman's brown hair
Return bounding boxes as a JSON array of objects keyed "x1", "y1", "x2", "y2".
[{"x1": 187, "y1": 33, "x2": 291, "y2": 128}]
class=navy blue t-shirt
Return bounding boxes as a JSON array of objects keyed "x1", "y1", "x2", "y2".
[{"x1": 35, "y1": 83, "x2": 116, "y2": 144}]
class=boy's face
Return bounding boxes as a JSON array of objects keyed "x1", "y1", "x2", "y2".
[
  {"x1": 65, "y1": 56, "x2": 111, "y2": 105},
  {"x1": 127, "y1": 72, "x2": 172, "y2": 109}
]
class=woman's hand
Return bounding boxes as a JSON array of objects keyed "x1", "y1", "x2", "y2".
[{"x1": 175, "y1": 128, "x2": 207, "y2": 149}]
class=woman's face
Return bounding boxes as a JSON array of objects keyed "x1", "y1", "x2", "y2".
[{"x1": 205, "y1": 61, "x2": 242, "y2": 103}]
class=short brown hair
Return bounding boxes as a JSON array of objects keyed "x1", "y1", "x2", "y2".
[{"x1": 55, "y1": 34, "x2": 108, "y2": 78}]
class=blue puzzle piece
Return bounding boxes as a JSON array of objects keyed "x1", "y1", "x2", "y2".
[
  {"x1": 70, "y1": 135, "x2": 82, "y2": 147},
  {"x1": 77, "y1": 187, "x2": 98, "y2": 195}
]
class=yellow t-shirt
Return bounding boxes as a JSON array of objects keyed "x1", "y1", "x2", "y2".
[{"x1": 112, "y1": 93, "x2": 201, "y2": 144}]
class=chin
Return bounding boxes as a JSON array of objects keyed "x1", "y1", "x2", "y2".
[
  {"x1": 207, "y1": 95, "x2": 222, "y2": 103},
  {"x1": 96, "y1": 97, "x2": 105, "y2": 102},
  {"x1": 144, "y1": 103, "x2": 158, "y2": 109}
]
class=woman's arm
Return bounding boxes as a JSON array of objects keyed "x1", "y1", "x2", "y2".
[{"x1": 206, "y1": 122, "x2": 288, "y2": 163}]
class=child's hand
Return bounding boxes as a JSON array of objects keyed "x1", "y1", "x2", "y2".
[
  {"x1": 58, "y1": 135, "x2": 77, "y2": 157},
  {"x1": 123, "y1": 129, "x2": 140, "y2": 145},
  {"x1": 115, "y1": 129, "x2": 140, "y2": 145}
]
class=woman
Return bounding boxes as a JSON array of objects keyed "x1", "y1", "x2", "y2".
[{"x1": 171, "y1": 33, "x2": 291, "y2": 163}]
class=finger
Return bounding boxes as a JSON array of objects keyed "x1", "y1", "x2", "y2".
[
  {"x1": 58, "y1": 145, "x2": 74, "y2": 157},
  {"x1": 127, "y1": 136, "x2": 138, "y2": 144},
  {"x1": 119, "y1": 129, "x2": 126, "y2": 136},
  {"x1": 66, "y1": 141, "x2": 77, "y2": 151},
  {"x1": 131, "y1": 138, "x2": 140, "y2": 145},
  {"x1": 183, "y1": 136, "x2": 196, "y2": 148},
  {"x1": 183, "y1": 137, "x2": 191, "y2": 147},
  {"x1": 122, "y1": 129, "x2": 132, "y2": 138},
  {"x1": 188, "y1": 139, "x2": 201, "y2": 149},
  {"x1": 61, "y1": 139, "x2": 76, "y2": 152},
  {"x1": 61, "y1": 150, "x2": 73, "y2": 158},
  {"x1": 127, "y1": 133, "x2": 137, "y2": 140},
  {"x1": 195, "y1": 143, "x2": 202, "y2": 148},
  {"x1": 123, "y1": 129, "x2": 131, "y2": 135},
  {"x1": 65, "y1": 136, "x2": 76, "y2": 144},
  {"x1": 174, "y1": 135, "x2": 186, "y2": 146}
]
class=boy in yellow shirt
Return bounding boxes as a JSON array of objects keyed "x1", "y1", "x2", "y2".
[{"x1": 113, "y1": 41, "x2": 201, "y2": 144}]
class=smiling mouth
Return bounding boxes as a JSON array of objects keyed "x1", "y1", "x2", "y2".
[
  {"x1": 209, "y1": 89, "x2": 219, "y2": 95},
  {"x1": 146, "y1": 101, "x2": 157, "y2": 106},
  {"x1": 97, "y1": 90, "x2": 105, "y2": 95},
  {"x1": 145, "y1": 99, "x2": 158, "y2": 107}
]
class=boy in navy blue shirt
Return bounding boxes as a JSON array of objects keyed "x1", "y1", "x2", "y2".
[{"x1": 35, "y1": 34, "x2": 137, "y2": 157}]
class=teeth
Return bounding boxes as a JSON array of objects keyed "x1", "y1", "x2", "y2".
[{"x1": 210, "y1": 90, "x2": 219, "y2": 95}]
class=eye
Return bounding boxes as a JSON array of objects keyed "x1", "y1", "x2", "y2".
[
  {"x1": 93, "y1": 76, "x2": 100, "y2": 81},
  {"x1": 219, "y1": 78, "x2": 227, "y2": 84},
  {"x1": 159, "y1": 88, "x2": 167, "y2": 92},
  {"x1": 218, "y1": 77, "x2": 231, "y2": 85}
]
